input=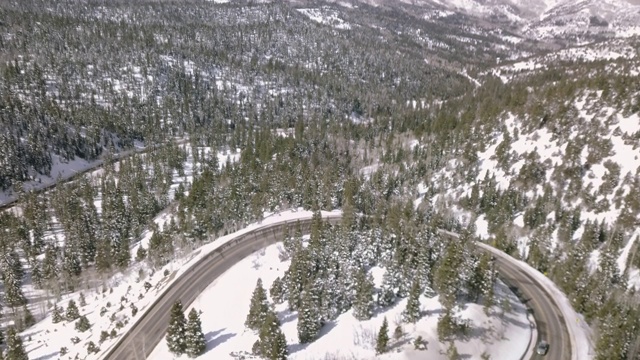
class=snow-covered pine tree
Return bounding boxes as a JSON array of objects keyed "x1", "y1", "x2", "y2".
[
  {"x1": 22, "y1": 305, "x2": 35, "y2": 328},
  {"x1": 185, "y1": 308, "x2": 206, "y2": 358},
  {"x1": 402, "y1": 278, "x2": 421, "y2": 323},
  {"x1": 5, "y1": 327, "x2": 28, "y2": 360},
  {"x1": 284, "y1": 248, "x2": 311, "y2": 311},
  {"x1": 297, "y1": 285, "x2": 322, "y2": 343},
  {"x1": 75, "y1": 315, "x2": 92, "y2": 332},
  {"x1": 245, "y1": 278, "x2": 269, "y2": 331},
  {"x1": 41, "y1": 245, "x2": 59, "y2": 287},
  {"x1": 166, "y1": 300, "x2": 187, "y2": 355},
  {"x1": 1, "y1": 270, "x2": 26, "y2": 309},
  {"x1": 447, "y1": 341, "x2": 460, "y2": 360},
  {"x1": 258, "y1": 308, "x2": 288, "y2": 360},
  {"x1": 61, "y1": 247, "x2": 81, "y2": 291},
  {"x1": 378, "y1": 269, "x2": 397, "y2": 307},
  {"x1": 52, "y1": 304, "x2": 63, "y2": 323},
  {"x1": 270, "y1": 277, "x2": 285, "y2": 304},
  {"x1": 353, "y1": 267, "x2": 374, "y2": 321},
  {"x1": 434, "y1": 240, "x2": 463, "y2": 311},
  {"x1": 375, "y1": 317, "x2": 389, "y2": 355},
  {"x1": 66, "y1": 300, "x2": 80, "y2": 321}
]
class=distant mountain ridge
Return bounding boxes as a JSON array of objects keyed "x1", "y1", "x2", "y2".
[{"x1": 328, "y1": 0, "x2": 640, "y2": 40}]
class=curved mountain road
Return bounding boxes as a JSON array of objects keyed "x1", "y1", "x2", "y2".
[
  {"x1": 479, "y1": 243, "x2": 570, "y2": 360},
  {"x1": 102, "y1": 215, "x2": 572, "y2": 360}
]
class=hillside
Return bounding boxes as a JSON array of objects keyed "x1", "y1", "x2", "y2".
[
  {"x1": 0, "y1": 0, "x2": 639, "y2": 359},
  {"x1": 411, "y1": 38, "x2": 640, "y2": 358}
]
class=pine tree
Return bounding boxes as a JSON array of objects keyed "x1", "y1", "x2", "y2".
[
  {"x1": 403, "y1": 278, "x2": 421, "y2": 323},
  {"x1": 22, "y1": 306, "x2": 35, "y2": 328},
  {"x1": 447, "y1": 341, "x2": 460, "y2": 360},
  {"x1": 66, "y1": 300, "x2": 80, "y2": 321},
  {"x1": 375, "y1": 317, "x2": 390, "y2": 355},
  {"x1": 258, "y1": 309, "x2": 288, "y2": 360},
  {"x1": 41, "y1": 245, "x2": 59, "y2": 286},
  {"x1": 185, "y1": 308, "x2": 206, "y2": 358},
  {"x1": 2, "y1": 264, "x2": 26, "y2": 308},
  {"x1": 483, "y1": 280, "x2": 495, "y2": 316},
  {"x1": 166, "y1": 300, "x2": 187, "y2": 354},
  {"x1": 353, "y1": 268, "x2": 375, "y2": 321},
  {"x1": 246, "y1": 279, "x2": 269, "y2": 331},
  {"x1": 5, "y1": 327, "x2": 28, "y2": 360},
  {"x1": 52, "y1": 304, "x2": 63, "y2": 323},
  {"x1": 378, "y1": 269, "x2": 397, "y2": 308},
  {"x1": 297, "y1": 286, "x2": 322, "y2": 344},
  {"x1": 270, "y1": 277, "x2": 285, "y2": 304},
  {"x1": 75, "y1": 315, "x2": 92, "y2": 332}
]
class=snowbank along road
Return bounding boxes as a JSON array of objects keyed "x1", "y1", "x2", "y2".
[{"x1": 104, "y1": 215, "x2": 573, "y2": 360}]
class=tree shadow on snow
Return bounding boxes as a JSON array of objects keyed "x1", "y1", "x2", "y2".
[
  {"x1": 204, "y1": 329, "x2": 236, "y2": 353},
  {"x1": 34, "y1": 352, "x2": 58, "y2": 360},
  {"x1": 288, "y1": 320, "x2": 338, "y2": 355}
]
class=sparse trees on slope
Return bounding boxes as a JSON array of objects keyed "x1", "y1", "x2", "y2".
[
  {"x1": 246, "y1": 278, "x2": 269, "y2": 331},
  {"x1": 185, "y1": 308, "x2": 206, "y2": 358},
  {"x1": 166, "y1": 300, "x2": 187, "y2": 355}
]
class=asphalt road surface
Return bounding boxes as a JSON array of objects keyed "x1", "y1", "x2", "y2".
[
  {"x1": 103, "y1": 216, "x2": 571, "y2": 360},
  {"x1": 480, "y1": 243, "x2": 571, "y2": 360}
]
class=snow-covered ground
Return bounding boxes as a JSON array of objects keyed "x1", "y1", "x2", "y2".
[{"x1": 148, "y1": 243, "x2": 532, "y2": 360}]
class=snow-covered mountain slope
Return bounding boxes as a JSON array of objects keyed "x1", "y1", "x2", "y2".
[
  {"x1": 334, "y1": 0, "x2": 640, "y2": 42},
  {"x1": 421, "y1": 38, "x2": 640, "y2": 292},
  {"x1": 489, "y1": 38, "x2": 639, "y2": 82},
  {"x1": 524, "y1": 0, "x2": 640, "y2": 39}
]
